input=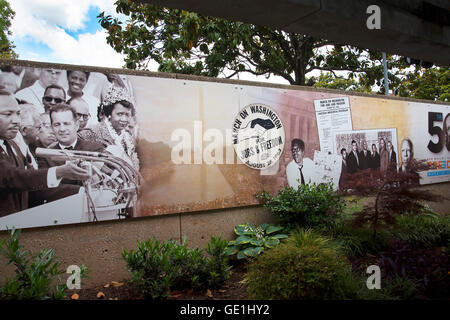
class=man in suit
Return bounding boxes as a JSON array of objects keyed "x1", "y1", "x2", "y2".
[
  {"x1": 286, "y1": 138, "x2": 315, "y2": 189},
  {"x1": 339, "y1": 148, "x2": 350, "y2": 190},
  {"x1": 38, "y1": 103, "x2": 104, "y2": 185},
  {"x1": 387, "y1": 140, "x2": 397, "y2": 172},
  {"x1": 14, "y1": 103, "x2": 41, "y2": 169},
  {"x1": 346, "y1": 140, "x2": 361, "y2": 174},
  {"x1": 358, "y1": 140, "x2": 371, "y2": 170},
  {"x1": 49, "y1": 103, "x2": 104, "y2": 153},
  {"x1": 0, "y1": 93, "x2": 91, "y2": 217}
]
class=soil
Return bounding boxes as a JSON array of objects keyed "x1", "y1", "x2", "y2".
[{"x1": 67, "y1": 263, "x2": 249, "y2": 300}]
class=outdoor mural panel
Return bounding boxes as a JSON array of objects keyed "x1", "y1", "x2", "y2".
[{"x1": 0, "y1": 61, "x2": 448, "y2": 229}]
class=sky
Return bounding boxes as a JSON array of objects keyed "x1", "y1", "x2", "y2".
[
  {"x1": 9, "y1": 0, "x2": 126, "y2": 68},
  {"x1": 8, "y1": 0, "x2": 290, "y2": 85}
]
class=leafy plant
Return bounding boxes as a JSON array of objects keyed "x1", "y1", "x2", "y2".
[
  {"x1": 0, "y1": 0, "x2": 18, "y2": 58},
  {"x1": 0, "y1": 228, "x2": 89, "y2": 300},
  {"x1": 225, "y1": 223, "x2": 288, "y2": 259},
  {"x1": 256, "y1": 182, "x2": 345, "y2": 230},
  {"x1": 392, "y1": 210, "x2": 449, "y2": 248},
  {"x1": 122, "y1": 236, "x2": 231, "y2": 300},
  {"x1": 205, "y1": 236, "x2": 232, "y2": 287},
  {"x1": 323, "y1": 218, "x2": 391, "y2": 258}
]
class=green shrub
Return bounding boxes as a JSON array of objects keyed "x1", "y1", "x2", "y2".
[
  {"x1": 205, "y1": 236, "x2": 232, "y2": 288},
  {"x1": 288, "y1": 228, "x2": 343, "y2": 253},
  {"x1": 256, "y1": 182, "x2": 345, "y2": 230},
  {"x1": 322, "y1": 219, "x2": 391, "y2": 258},
  {"x1": 246, "y1": 229, "x2": 357, "y2": 299},
  {"x1": 393, "y1": 211, "x2": 449, "y2": 248},
  {"x1": 225, "y1": 223, "x2": 288, "y2": 259},
  {"x1": 0, "y1": 228, "x2": 88, "y2": 300},
  {"x1": 122, "y1": 236, "x2": 231, "y2": 300}
]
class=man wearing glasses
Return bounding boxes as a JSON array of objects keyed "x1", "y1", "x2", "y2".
[
  {"x1": 66, "y1": 70, "x2": 100, "y2": 127},
  {"x1": 68, "y1": 97, "x2": 90, "y2": 130},
  {"x1": 15, "y1": 69, "x2": 63, "y2": 112},
  {"x1": 42, "y1": 84, "x2": 66, "y2": 113},
  {"x1": 286, "y1": 138, "x2": 315, "y2": 189}
]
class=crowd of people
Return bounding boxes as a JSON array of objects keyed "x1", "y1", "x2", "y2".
[{"x1": 0, "y1": 65, "x2": 139, "y2": 218}]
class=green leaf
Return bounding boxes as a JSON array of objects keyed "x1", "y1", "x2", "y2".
[
  {"x1": 236, "y1": 251, "x2": 246, "y2": 260},
  {"x1": 271, "y1": 234, "x2": 289, "y2": 239},
  {"x1": 264, "y1": 238, "x2": 279, "y2": 248},
  {"x1": 242, "y1": 246, "x2": 263, "y2": 257},
  {"x1": 265, "y1": 225, "x2": 284, "y2": 234},
  {"x1": 235, "y1": 235, "x2": 252, "y2": 245},
  {"x1": 249, "y1": 239, "x2": 264, "y2": 246},
  {"x1": 234, "y1": 223, "x2": 254, "y2": 236},
  {"x1": 224, "y1": 245, "x2": 238, "y2": 256}
]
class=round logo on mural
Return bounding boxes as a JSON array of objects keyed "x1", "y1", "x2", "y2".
[{"x1": 232, "y1": 103, "x2": 285, "y2": 169}]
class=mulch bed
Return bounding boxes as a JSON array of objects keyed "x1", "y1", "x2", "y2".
[{"x1": 67, "y1": 263, "x2": 249, "y2": 300}]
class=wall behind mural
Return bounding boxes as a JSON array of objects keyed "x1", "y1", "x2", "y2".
[{"x1": 0, "y1": 61, "x2": 448, "y2": 229}]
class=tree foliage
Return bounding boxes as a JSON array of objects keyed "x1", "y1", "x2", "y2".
[
  {"x1": 98, "y1": 0, "x2": 406, "y2": 88},
  {"x1": 0, "y1": 0, "x2": 17, "y2": 59},
  {"x1": 397, "y1": 66, "x2": 450, "y2": 102},
  {"x1": 311, "y1": 72, "x2": 365, "y2": 92}
]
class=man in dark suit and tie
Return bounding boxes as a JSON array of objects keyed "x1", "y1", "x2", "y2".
[
  {"x1": 387, "y1": 140, "x2": 397, "y2": 172},
  {"x1": 346, "y1": 140, "x2": 361, "y2": 174},
  {"x1": 48, "y1": 103, "x2": 104, "y2": 153},
  {"x1": 358, "y1": 140, "x2": 372, "y2": 170},
  {"x1": 0, "y1": 93, "x2": 91, "y2": 217},
  {"x1": 38, "y1": 103, "x2": 104, "y2": 185}
]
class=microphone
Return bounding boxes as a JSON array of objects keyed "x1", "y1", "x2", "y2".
[{"x1": 35, "y1": 147, "x2": 104, "y2": 159}]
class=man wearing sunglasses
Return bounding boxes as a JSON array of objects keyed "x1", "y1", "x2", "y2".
[
  {"x1": 15, "y1": 68, "x2": 63, "y2": 112},
  {"x1": 42, "y1": 84, "x2": 66, "y2": 113}
]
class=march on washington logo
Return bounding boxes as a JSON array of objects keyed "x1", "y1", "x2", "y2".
[{"x1": 232, "y1": 103, "x2": 285, "y2": 170}]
